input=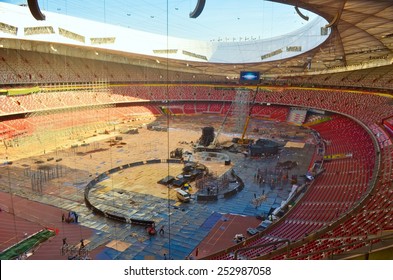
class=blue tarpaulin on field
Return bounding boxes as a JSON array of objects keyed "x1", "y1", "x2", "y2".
[{"x1": 200, "y1": 212, "x2": 223, "y2": 230}]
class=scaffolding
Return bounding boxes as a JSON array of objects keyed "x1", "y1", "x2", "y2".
[{"x1": 231, "y1": 88, "x2": 252, "y2": 134}]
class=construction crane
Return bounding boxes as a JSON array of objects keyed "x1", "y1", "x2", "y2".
[
  {"x1": 211, "y1": 102, "x2": 233, "y2": 147},
  {"x1": 237, "y1": 85, "x2": 259, "y2": 145}
]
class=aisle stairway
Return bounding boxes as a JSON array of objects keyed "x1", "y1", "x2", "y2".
[{"x1": 287, "y1": 108, "x2": 308, "y2": 125}]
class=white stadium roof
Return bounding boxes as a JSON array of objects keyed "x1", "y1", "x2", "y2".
[
  {"x1": 1, "y1": 0, "x2": 393, "y2": 77},
  {"x1": 0, "y1": 2, "x2": 328, "y2": 64}
]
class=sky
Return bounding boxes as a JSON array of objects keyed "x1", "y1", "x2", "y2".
[{"x1": 1, "y1": 0, "x2": 319, "y2": 41}]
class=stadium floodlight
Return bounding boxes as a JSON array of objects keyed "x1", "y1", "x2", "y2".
[
  {"x1": 190, "y1": 0, "x2": 206, "y2": 18},
  {"x1": 27, "y1": 0, "x2": 46, "y2": 20}
]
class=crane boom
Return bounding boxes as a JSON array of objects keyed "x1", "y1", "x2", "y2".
[
  {"x1": 212, "y1": 102, "x2": 233, "y2": 146},
  {"x1": 239, "y1": 85, "x2": 259, "y2": 145}
]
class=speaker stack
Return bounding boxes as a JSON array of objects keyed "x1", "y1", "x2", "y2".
[{"x1": 199, "y1": 126, "x2": 215, "y2": 147}]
